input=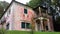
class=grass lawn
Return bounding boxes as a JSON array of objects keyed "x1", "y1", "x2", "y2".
[{"x1": 6, "y1": 31, "x2": 60, "y2": 34}]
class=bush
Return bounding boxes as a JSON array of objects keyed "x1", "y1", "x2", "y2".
[{"x1": 0, "y1": 28, "x2": 6, "y2": 34}]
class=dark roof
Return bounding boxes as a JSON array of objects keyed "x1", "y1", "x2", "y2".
[
  {"x1": 0, "y1": 0, "x2": 33, "y2": 19},
  {"x1": 33, "y1": 5, "x2": 47, "y2": 10}
]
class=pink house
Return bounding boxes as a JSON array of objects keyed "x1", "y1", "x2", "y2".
[
  {"x1": 0, "y1": 0, "x2": 36, "y2": 31},
  {"x1": 0, "y1": 0, "x2": 54, "y2": 31}
]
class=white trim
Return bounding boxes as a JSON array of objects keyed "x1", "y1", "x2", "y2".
[{"x1": 9, "y1": 22, "x2": 12, "y2": 30}]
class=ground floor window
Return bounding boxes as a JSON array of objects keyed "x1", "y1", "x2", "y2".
[
  {"x1": 21, "y1": 22, "x2": 25, "y2": 28},
  {"x1": 6, "y1": 23, "x2": 9, "y2": 30},
  {"x1": 21, "y1": 22, "x2": 30, "y2": 29},
  {"x1": 26, "y1": 23, "x2": 30, "y2": 29}
]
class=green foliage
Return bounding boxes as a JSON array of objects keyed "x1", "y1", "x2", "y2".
[
  {"x1": 52, "y1": 0, "x2": 59, "y2": 5},
  {"x1": 56, "y1": 16, "x2": 60, "y2": 24},
  {"x1": 0, "y1": 28, "x2": 6, "y2": 34},
  {"x1": 0, "y1": 1, "x2": 9, "y2": 18},
  {"x1": 27, "y1": 0, "x2": 60, "y2": 8},
  {"x1": 0, "y1": 1, "x2": 9, "y2": 9},
  {"x1": 27, "y1": 0, "x2": 57, "y2": 8},
  {"x1": 51, "y1": 0, "x2": 60, "y2": 7},
  {"x1": 27, "y1": 0, "x2": 43, "y2": 8}
]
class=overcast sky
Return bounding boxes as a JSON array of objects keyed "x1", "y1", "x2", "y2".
[{"x1": 0, "y1": 0, "x2": 30, "y2": 4}]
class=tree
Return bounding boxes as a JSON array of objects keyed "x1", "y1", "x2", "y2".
[
  {"x1": 0, "y1": 1, "x2": 9, "y2": 18},
  {"x1": 27, "y1": 0, "x2": 60, "y2": 31},
  {"x1": 27, "y1": 0, "x2": 60, "y2": 8},
  {"x1": 56, "y1": 16, "x2": 60, "y2": 24},
  {"x1": 27, "y1": 0, "x2": 43, "y2": 8},
  {"x1": 54, "y1": 16, "x2": 60, "y2": 31}
]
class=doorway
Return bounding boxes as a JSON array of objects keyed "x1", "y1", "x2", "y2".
[
  {"x1": 6, "y1": 23, "x2": 9, "y2": 30},
  {"x1": 36, "y1": 19, "x2": 40, "y2": 31}
]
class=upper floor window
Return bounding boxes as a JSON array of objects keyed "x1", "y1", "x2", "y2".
[
  {"x1": 9, "y1": 9, "x2": 11, "y2": 14},
  {"x1": 7, "y1": 9, "x2": 11, "y2": 17},
  {"x1": 24, "y1": 9, "x2": 27, "y2": 14}
]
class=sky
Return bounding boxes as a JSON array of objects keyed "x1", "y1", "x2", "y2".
[{"x1": 0, "y1": 0, "x2": 30, "y2": 4}]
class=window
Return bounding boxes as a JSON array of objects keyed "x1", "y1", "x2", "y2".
[
  {"x1": 21, "y1": 22, "x2": 25, "y2": 28},
  {"x1": 24, "y1": 9, "x2": 27, "y2": 14},
  {"x1": 7, "y1": 9, "x2": 11, "y2": 17},
  {"x1": 26, "y1": 23, "x2": 30, "y2": 29},
  {"x1": 46, "y1": 26, "x2": 48, "y2": 30},
  {"x1": 21, "y1": 22, "x2": 30, "y2": 29},
  {"x1": 9, "y1": 9, "x2": 11, "y2": 14},
  {"x1": 6, "y1": 23, "x2": 9, "y2": 30}
]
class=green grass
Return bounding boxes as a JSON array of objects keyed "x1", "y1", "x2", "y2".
[{"x1": 6, "y1": 30, "x2": 60, "y2": 34}]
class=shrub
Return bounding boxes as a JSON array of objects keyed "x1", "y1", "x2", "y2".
[{"x1": 0, "y1": 28, "x2": 6, "y2": 34}]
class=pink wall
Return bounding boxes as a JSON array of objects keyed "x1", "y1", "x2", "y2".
[{"x1": 13, "y1": 4, "x2": 36, "y2": 30}]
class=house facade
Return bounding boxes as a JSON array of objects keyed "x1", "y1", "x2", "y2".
[
  {"x1": 0, "y1": 0, "x2": 36, "y2": 31},
  {"x1": 0, "y1": 0, "x2": 54, "y2": 31},
  {"x1": 33, "y1": 6, "x2": 54, "y2": 31}
]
